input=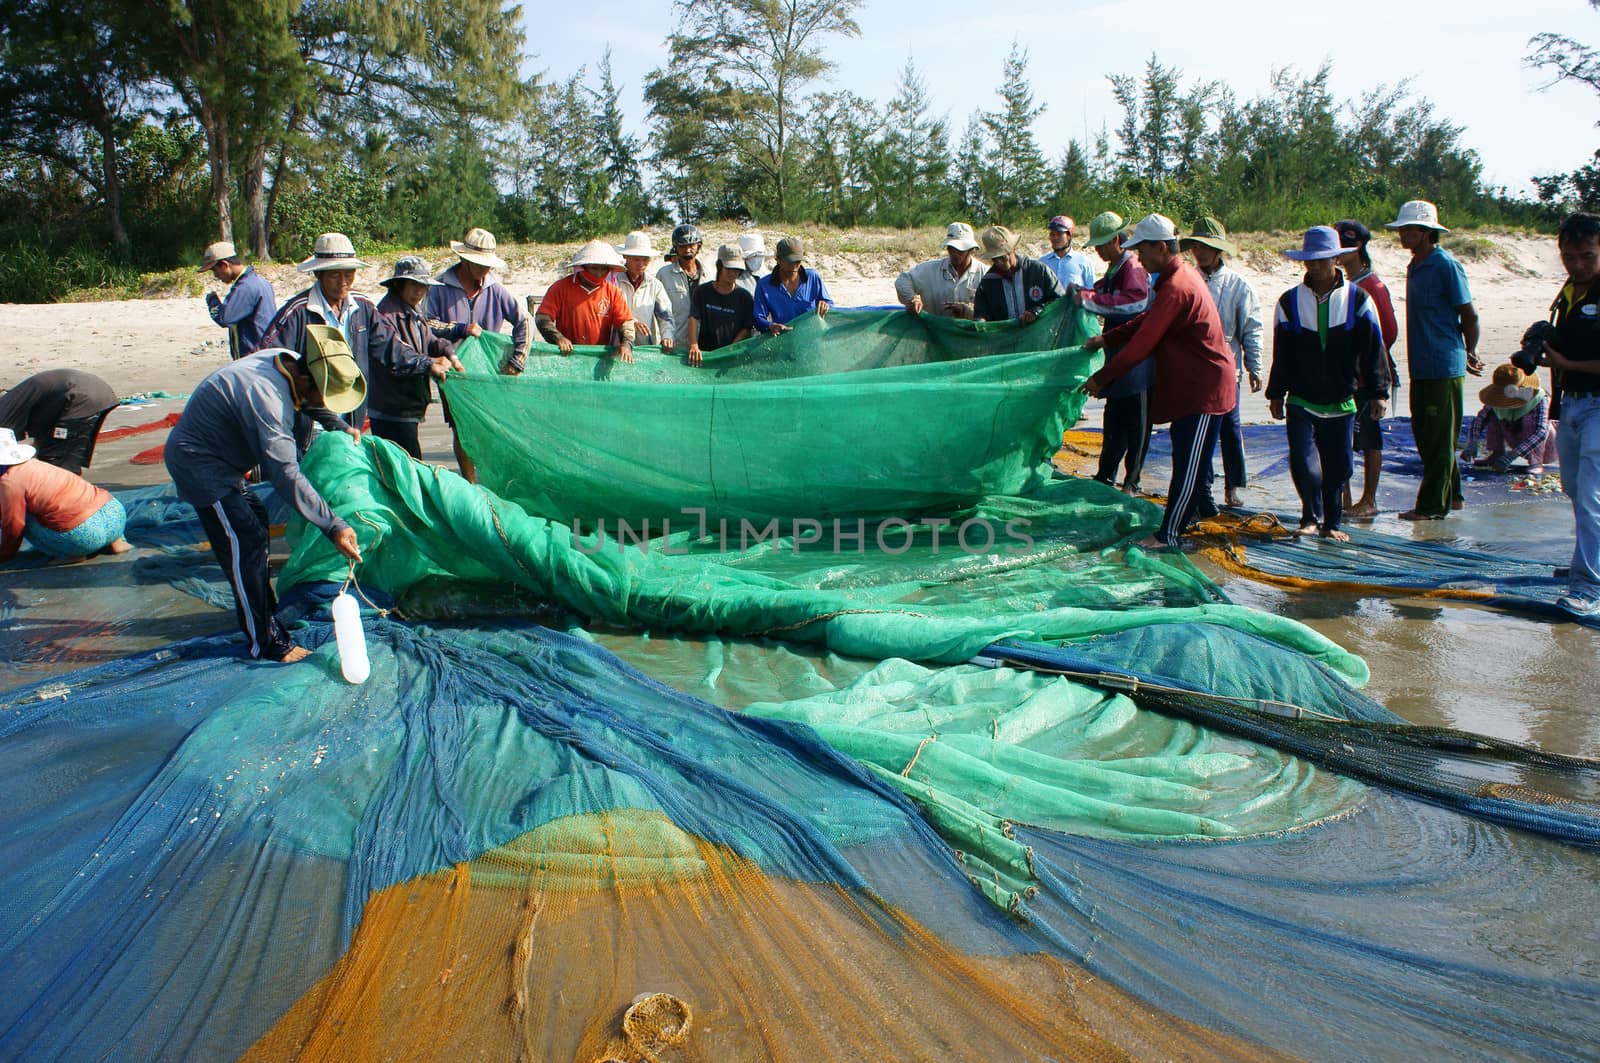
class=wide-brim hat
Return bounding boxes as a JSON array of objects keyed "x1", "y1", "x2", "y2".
[
  {"x1": 570, "y1": 239, "x2": 625, "y2": 270},
  {"x1": 1479, "y1": 363, "x2": 1542, "y2": 409},
  {"x1": 738, "y1": 232, "x2": 767, "y2": 255},
  {"x1": 379, "y1": 255, "x2": 441, "y2": 287},
  {"x1": 617, "y1": 231, "x2": 658, "y2": 258},
  {"x1": 450, "y1": 227, "x2": 508, "y2": 270},
  {"x1": 0, "y1": 427, "x2": 36, "y2": 465},
  {"x1": 303, "y1": 325, "x2": 367, "y2": 415},
  {"x1": 296, "y1": 232, "x2": 371, "y2": 273},
  {"x1": 976, "y1": 225, "x2": 1018, "y2": 261},
  {"x1": 1085, "y1": 212, "x2": 1127, "y2": 248},
  {"x1": 1180, "y1": 216, "x2": 1239, "y2": 257},
  {"x1": 1384, "y1": 200, "x2": 1450, "y2": 232},
  {"x1": 943, "y1": 222, "x2": 979, "y2": 252},
  {"x1": 1284, "y1": 225, "x2": 1345, "y2": 261},
  {"x1": 198, "y1": 240, "x2": 238, "y2": 272}
]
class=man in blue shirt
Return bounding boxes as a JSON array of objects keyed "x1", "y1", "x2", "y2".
[
  {"x1": 755, "y1": 236, "x2": 832, "y2": 333},
  {"x1": 1386, "y1": 201, "x2": 1482, "y2": 520},
  {"x1": 1039, "y1": 216, "x2": 1097, "y2": 292},
  {"x1": 200, "y1": 241, "x2": 277, "y2": 359}
]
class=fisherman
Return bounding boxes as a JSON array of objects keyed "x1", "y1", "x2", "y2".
[
  {"x1": 1081, "y1": 214, "x2": 1236, "y2": 548},
  {"x1": 1182, "y1": 217, "x2": 1264, "y2": 508},
  {"x1": 894, "y1": 222, "x2": 988, "y2": 319},
  {"x1": 1387, "y1": 200, "x2": 1483, "y2": 521},
  {"x1": 1265, "y1": 226, "x2": 1389, "y2": 541},
  {"x1": 687, "y1": 245, "x2": 756, "y2": 366},
  {"x1": 657, "y1": 223, "x2": 706, "y2": 349},
  {"x1": 535, "y1": 241, "x2": 636, "y2": 361},
  {"x1": 425, "y1": 226, "x2": 526, "y2": 482},
  {"x1": 1333, "y1": 219, "x2": 1400, "y2": 520},
  {"x1": 972, "y1": 225, "x2": 1063, "y2": 324},
  {"x1": 257, "y1": 232, "x2": 430, "y2": 433},
  {"x1": 614, "y1": 232, "x2": 675, "y2": 350},
  {"x1": 0, "y1": 369, "x2": 119, "y2": 475},
  {"x1": 1076, "y1": 211, "x2": 1154, "y2": 494},
  {"x1": 0, "y1": 428, "x2": 131, "y2": 564},
  {"x1": 199, "y1": 240, "x2": 277, "y2": 359},
  {"x1": 164, "y1": 332, "x2": 364, "y2": 662},
  {"x1": 370, "y1": 256, "x2": 464, "y2": 459},
  {"x1": 735, "y1": 232, "x2": 769, "y2": 295},
  {"x1": 756, "y1": 236, "x2": 833, "y2": 334},
  {"x1": 1039, "y1": 216, "x2": 1097, "y2": 292}
]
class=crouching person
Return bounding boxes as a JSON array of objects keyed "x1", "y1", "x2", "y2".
[
  {"x1": 1266, "y1": 227, "x2": 1389, "y2": 541},
  {"x1": 0, "y1": 428, "x2": 131, "y2": 563},
  {"x1": 1462, "y1": 364, "x2": 1558, "y2": 475},
  {"x1": 164, "y1": 332, "x2": 364, "y2": 663}
]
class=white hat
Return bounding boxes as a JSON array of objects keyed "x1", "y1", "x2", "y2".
[
  {"x1": 570, "y1": 239, "x2": 625, "y2": 270},
  {"x1": 197, "y1": 241, "x2": 238, "y2": 271},
  {"x1": 450, "y1": 227, "x2": 508, "y2": 270},
  {"x1": 295, "y1": 232, "x2": 371, "y2": 273},
  {"x1": 1384, "y1": 200, "x2": 1450, "y2": 232},
  {"x1": 616, "y1": 231, "x2": 658, "y2": 258},
  {"x1": 0, "y1": 427, "x2": 37, "y2": 465},
  {"x1": 1122, "y1": 214, "x2": 1180, "y2": 248},
  {"x1": 738, "y1": 232, "x2": 767, "y2": 255},
  {"x1": 943, "y1": 222, "x2": 979, "y2": 252}
]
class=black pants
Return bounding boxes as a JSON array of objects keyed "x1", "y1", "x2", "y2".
[
  {"x1": 193, "y1": 489, "x2": 293, "y2": 660},
  {"x1": 1158, "y1": 413, "x2": 1221, "y2": 545},
  {"x1": 1217, "y1": 378, "x2": 1247, "y2": 492},
  {"x1": 1097, "y1": 391, "x2": 1152, "y2": 490},
  {"x1": 369, "y1": 416, "x2": 422, "y2": 459},
  {"x1": 1286, "y1": 405, "x2": 1354, "y2": 532}
]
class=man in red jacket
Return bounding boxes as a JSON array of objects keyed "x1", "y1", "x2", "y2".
[{"x1": 1081, "y1": 214, "x2": 1237, "y2": 548}]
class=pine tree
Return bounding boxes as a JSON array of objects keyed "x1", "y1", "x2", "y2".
[{"x1": 980, "y1": 43, "x2": 1050, "y2": 223}]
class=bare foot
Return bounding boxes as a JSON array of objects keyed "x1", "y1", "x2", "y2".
[
  {"x1": 274, "y1": 645, "x2": 312, "y2": 663},
  {"x1": 1450, "y1": 499, "x2": 1464, "y2": 511},
  {"x1": 1320, "y1": 528, "x2": 1351, "y2": 542},
  {"x1": 1397, "y1": 510, "x2": 1444, "y2": 522},
  {"x1": 107, "y1": 538, "x2": 133, "y2": 554},
  {"x1": 1297, "y1": 521, "x2": 1320, "y2": 536},
  {"x1": 1132, "y1": 535, "x2": 1165, "y2": 549},
  {"x1": 1225, "y1": 490, "x2": 1243, "y2": 508},
  {"x1": 1347, "y1": 501, "x2": 1378, "y2": 520}
]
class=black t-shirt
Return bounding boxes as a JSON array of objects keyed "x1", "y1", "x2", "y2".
[
  {"x1": 689, "y1": 282, "x2": 755, "y2": 351},
  {"x1": 1554, "y1": 280, "x2": 1600, "y2": 393},
  {"x1": 0, "y1": 369, "x2": 118, "y2": 441}
]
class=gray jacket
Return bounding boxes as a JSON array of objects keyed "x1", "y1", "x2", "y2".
[{"x1": 1202, "y1": 264, "x2": 1264, "y2": 378}]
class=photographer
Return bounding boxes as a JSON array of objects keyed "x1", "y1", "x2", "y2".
[{"x1": 1543, "y1": 212, "x2": 1600, "y2": 617}]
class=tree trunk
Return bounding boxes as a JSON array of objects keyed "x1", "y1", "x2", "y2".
[
  {"x1": 200, "y1": 104, "x2": 234, "y2": 242},
  {"x1": 262, "y1": 104, "x2": 299, "y2": 259},
  {"x1": 78, "y1": 86, "x2": 130, "y2": 252},
  {"x1": 241, "y1": 137, "x2": 270, "y2": 259}
]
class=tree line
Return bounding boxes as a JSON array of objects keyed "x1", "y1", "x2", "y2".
[{"x1": 0, "y1": 0, "x2": 1586, "y2": 302}]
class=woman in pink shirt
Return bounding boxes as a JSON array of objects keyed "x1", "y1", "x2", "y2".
[{"x1": 0, "y1": 429, "x2": 130, "y2": 563}]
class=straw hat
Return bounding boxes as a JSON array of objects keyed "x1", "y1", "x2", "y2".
[
  {"x1": 1479, "y1": 363, "x2": 1542, "y2": 409},
  {"x1": 378, "y1": 256, "x2": 441, "y2": 287},
  {"x1": 570, "y1": 239, "x2": 625, "y2": 270},
  {"x1": 0, "y1": 427, "x2": 36, "y2": 465},
  {"x1": 303, "y1": 325, "x2": 367, "y2": 415},
  {"x1": 1283, "y1": 226, "x2": 1344, "y2": 261},
  {"x1": 197, "y1": 241, "x2": 238, "y2": 272},
  {"x1": 976, "y1": 225, "x2": 1018, "y2": 261},
  {"x1": 450, "y1": 227, "x2": 508, "y2": 270},
  {"x1": 1085, "y1": 212, "x2": 1127, "y2": 248},
  {"x1": 1385, "y1": 200, "x2": 1450, "y2": 232},
  {"x1": 617, "y1": 232, "x2": 658, "y2": 258},
  {"x1": 296, "y1": 232, "x2": 370, "y2": 273},
  {"x1": 1180, "y1": 217, "x2": 1239, "y2": 257}
]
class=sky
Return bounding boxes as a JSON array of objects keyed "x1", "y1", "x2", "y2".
[{"x1": 525, "y1": 0, "x2": 1597, "y2": 200}]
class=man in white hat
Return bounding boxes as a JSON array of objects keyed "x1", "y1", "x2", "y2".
[
  {"x1": 164, "y1": 330, "x2": 365, "y2": 662},
  {"x1": 199, "y1": 240, "x2": 277, "y2": 359},
  {"x1": 894, "y1": 223, "x2": 988, "y2": 319},
  {"x1": 0, "y1": 427, "x2": 131, "y2": 565},
  {"x1": 535, "y1": 240, "x2": 636, "y2": 361},
  {"x1": 972, "y1": 225, "x2": 1063, "y2": 324},
  {"x1": 258, "y1": 232, "x2": 433, "y2": 433},
  {"x1": 1384, "y1": 200, "x2": 1483, "y2": 521},
  {"x1": 425, "y1": 226, "x2": 530, "y2": 375},
  {"x1": 735, "y1": 232, "x2": 768, "y2": 296},
  {"x1": 687, "y1": 245, "x2": 756, "y2": 366},
  {"x1": 370, "y1": 256, "x2": 464, "y2": 459},
  {"x1": 614, "y1": 232, "x2": 674, "y2": 350},
  {"x1": 1081, "y1": 214, "x2": 1237, "y2": 548}
]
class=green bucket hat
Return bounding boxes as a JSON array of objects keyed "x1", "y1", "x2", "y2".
[
  {"x1": 303, "y1": 324, "x2": 367, "y2": 415},
  {"x1": 1085, "y1": 212, "x2": 1127, "y2": 248},
  {"x1": 1180, "y1": 216, "x2": 1239, "y2": 258}
]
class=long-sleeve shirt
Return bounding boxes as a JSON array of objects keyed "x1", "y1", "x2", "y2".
[
  {"x1": 164, "y1": 352, "x2": 349, "y2": 538},
  {"x1": 893, "y1": 257, "x2": 989, "y2": 317},
  {"x1": 754, "y1": 268, "x2": 833, "y2": 331},
  {"x1": 1467, "y1": 396, "x2": 1553, "y2": 461},
  {"x1": 656, "y1": 259, "x2": 707, "y2": 348},
  {"x1": 1200, "y1": 264, "x2": 1264, "y2": 378},
  {"x1": 206, "y1": 266, "x2": 277, "y2": 358},
  {"x1": 1351, "y1": 270, "x2": 1398, "y2": 351},
  {"x1": 615, "y1": 271, "x2": 674, "y2": 343},
  {"x1": 1039, "y1": 249, "x2": 1097, "y2": 291},
  {"x1": 0, "y1": 459, "x2": 112, "y2": 561},
  {"x1": 1079, "y1": 251, "x2": 1150, "y2": 321},
  {"x1": 0, "y1": 370, "x2": 118, "y2": 442},
  {"x1": 425, "y1": 264, "x2": 530, "y2": 371},
  {"x1": 372, "y1": 291, "x2": 455, "y2": 422},
  {"x1": 1266, "y1": 275, "x2": 1390, "y2": 408},
  {"x1": 973, "y1": 258, "x2": 1064, "y2": 322},
  {"x1": 1088, "y1": 258, "x2": 1236, "y2": 424}
]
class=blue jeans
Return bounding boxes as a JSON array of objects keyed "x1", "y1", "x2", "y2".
[
  {"x1": 1557, "y1": 394, "x2": 1600, "y2": 598},
  {"x1": 1286, "y1": 404, "x2": 1354, "y2": 533}
]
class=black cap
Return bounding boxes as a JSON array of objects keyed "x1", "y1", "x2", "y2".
[{"x1": 1334, "y1": 219, "x2": 1371, "y2": 248}]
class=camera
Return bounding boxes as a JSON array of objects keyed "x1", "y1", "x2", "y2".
[{"x1": 1512, "y1": 321, "x2": 1558, "y2": 372}]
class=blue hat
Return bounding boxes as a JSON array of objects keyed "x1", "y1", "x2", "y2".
[{"x1": 1284, "y1": 226, "x2": 1344, "y2": 261}]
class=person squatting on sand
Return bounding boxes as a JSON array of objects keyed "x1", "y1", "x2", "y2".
[{"x1": 0, "y1": 428, "x2": 131, "y2": 564}]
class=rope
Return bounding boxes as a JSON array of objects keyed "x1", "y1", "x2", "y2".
[
  {"x1": 901, "y1": 735, "x2": 937, "y2": 777},
  {"x1": 338, "y1": 512, "x2": 393, "y2": 618}
]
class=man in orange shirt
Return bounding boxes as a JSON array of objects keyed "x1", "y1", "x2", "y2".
[{"x1": 534, "y1": 241, "x2": 637, "y2": 362}]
